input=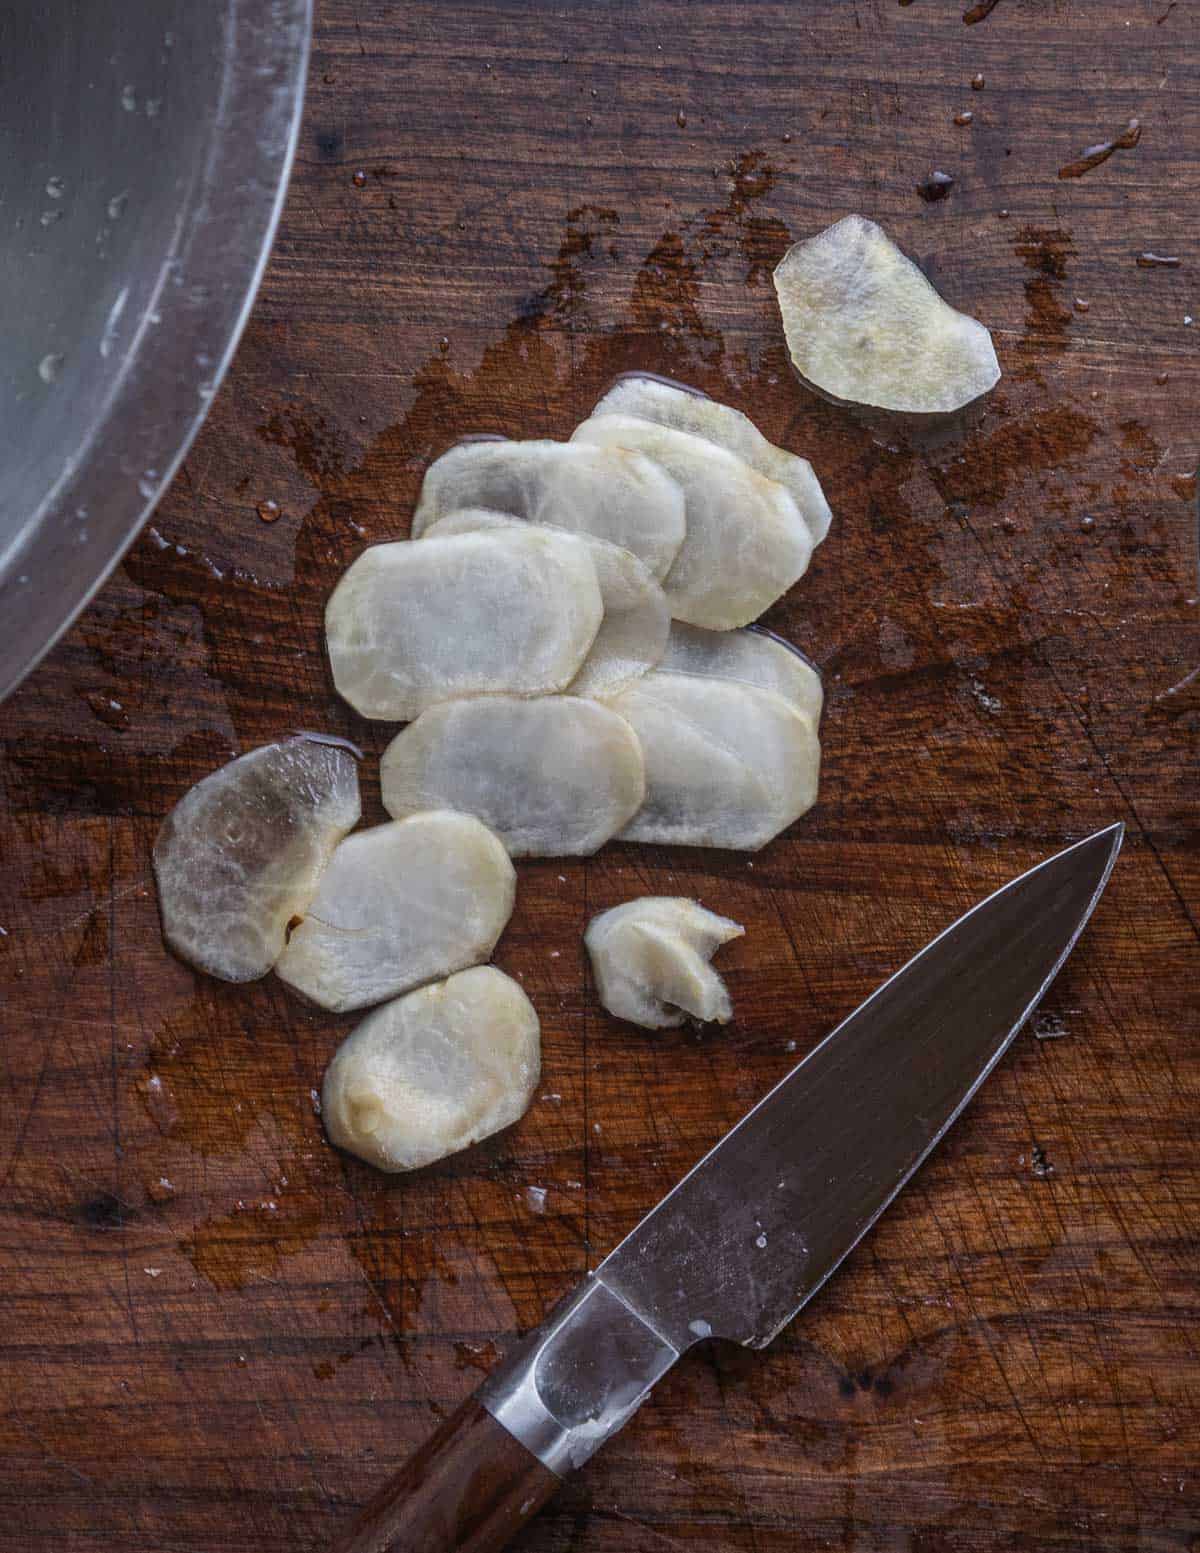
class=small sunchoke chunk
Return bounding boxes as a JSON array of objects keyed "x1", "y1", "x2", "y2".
[
  {"x1": 571, "y1": 414, "x2": 812, "y2": 630},
  {"x1": 585, "y1": 897, "x2": 745, "y2": 1029},
  {"x1": 325, "y1": 527, "x2": 603, "y2": 720},
  {"x1": 275, "y1": 811, "x2": 515, "y2": 1012},
  {"x1": 423, "y1": 510, "x2": 668, "y2": 697},
  {"x1": 322, "y1": 966, "x2": 540, "y2": 1172},
  {"x1": 380, "y1": 696, "x2": 646, "y2": 857},
  {"x1": 660, "y1": 622, "x2": 823, "y2": 726},
  {"x1": 589, "y1": 375, "x2": 832, "y2": 545},
  {"x1": 410, "y1": 438, "x2": 686, "y2": 581},
  {"x1": 773, "y1": 215, "x2": 1001, "y2": 414},
  {"x1": 153, "y1": 737, "x2": 361, "y2": 983},
  {"x1": 605, "y1": 672, "x2": 820, "y2": 850}
]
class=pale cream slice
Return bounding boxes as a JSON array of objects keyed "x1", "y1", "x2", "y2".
[
  {"x1": 153, "y1": 737, "x2": 360, "y2": 983},
  {"x1": 410, "y1": 438, "x2": 686, "y2": 581},
  {"x1": 275, "y1": 812, "x2": 515, "y2": 1012},
  {"x1": 572, "y1": 415, "x2": 812, "y2": 630},
  {"x1": 424, "y1": 510, "x2": 668, "y2": 697},
  {"x1": 585, "y1": 897, "x2": 744, "y2": 1029},
  {"x1": 590, "y1": 375, "x2": 832, "y2": 545},
  {"x1": 605, "y1": 672, "x2": 820, "y2": 850},
  {"x1": 325, "y1": 527, "x2": 602, "y2": 721},
  {"x1": 661, "y1": 622, "x2": 823, "y2": 725},
  {"x1": 381, "y1": 695, "x2": 645, "y2": 857},
  {"x1": 773, "y1": 215, "x2": 1000, "y2": 413},
  {"x1": 322, "y1": 966, "x2": 540, "y2": 1172}
]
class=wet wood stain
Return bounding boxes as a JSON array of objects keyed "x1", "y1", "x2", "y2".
[
  {"x1": 1058, "y1": 118, "x2": 1141, "y2": 180},
  {"x1": 180, "y1": 1192, "x2": 322, "y2": 1292},
  {"x1": 1013, "y1": 226, "x2": 1077, "y2": 353}
]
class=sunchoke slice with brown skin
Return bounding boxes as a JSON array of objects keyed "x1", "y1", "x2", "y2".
[
  {"x1": 773, "y1": 215, "x2": 1001, "y2": 414},
  {"x1": 410, "y1": 438, "x2": 686, "y2": 581},
  {"x1": 380, "y1": 696, "x2": 645, "y2": 858},
  {"x1": 153, "y1": 737, "x2": 361, "y2": 983},
  {"x1": 661, "y1": 622, "x2": 824, "y2": 726},
  {"x1": 322, "y1": 966, "x2": 541, "y2": 1172},
  {"x1": 571, "y1": 415, "x2": 812, "y2": 630},
  {"x1": 590, "y1": 375, "x2": 833, "y2": 545},
  {"x1": 275, "y1": 812, "x2": 515, "y2": 1012},
  {"x1": 585, "y1": 897, "x2": 745, "y2": 1029},
  {"x1": 324, "y1": 527, "x2": 602, "y2": 721},
  {"x1": 606, "y1": 672, "x2": 820, "y2": 850},
  {"x1": 423, "y1": 510, "x2": 668, "y2": 697}
]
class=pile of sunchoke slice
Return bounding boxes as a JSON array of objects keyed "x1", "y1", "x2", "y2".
[
  {"x1": 154, "y1": 374, "x2": 838, "y2": 1174},
  {"x1": 153, "y1": 217, "x2": 1002, "y2": 1177},
  {"x1": 341, "y1": 374, "x2": 830, "y2": 857}
]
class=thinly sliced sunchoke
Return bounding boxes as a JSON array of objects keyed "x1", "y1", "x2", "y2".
[
  {"x1": 275, "y1": 812, "x2": 515, "y2": 1012},
  {"x1": 153, "y1": 737, "x2": 361, "y2": 983},
  {"x1": 585, "y1": 897, "x2": 744, "y2": 1029},
  {"x1": 380, "y1": 695, "x2": 645, "y2": 857},
  {"x1": 325, "y1": 527, "x2": 602, "y2": 720},
  {"x1": 606, "y1": 672, "x2": 820, "y2": 849},
  {"x1": 321, "y1": 966, "x2": 540, "y2": 1172},
  {"x1": 423, "y1": 510, "x2": 668, "y2": 697},
  {"x1": 660, "y1": 623, "x2": 823, "y2": 725},
  {"x1": 572, "y1": 415, "x2": 812, "y2": 630},
  {"x1": 590, "y1": 375, "x2": 832, "y2": 545},
  {"x1": 773, "y1": 215, "x2": 1001, "y2": 413},
  {"x1": 410, "y1": 438, "x2": 686, "y2": 580}
]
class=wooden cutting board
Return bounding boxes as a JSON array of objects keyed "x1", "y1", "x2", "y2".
[{"x1": 1, "y1": 2, "x2": 1197, "y2": 1549}]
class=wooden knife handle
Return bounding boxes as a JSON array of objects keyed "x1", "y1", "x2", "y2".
[{"x1": 328, "y1": 1395, "x2": 561, "y2": 1553}]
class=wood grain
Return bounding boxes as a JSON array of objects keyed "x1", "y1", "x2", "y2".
[{"x1": 1, "y1": 2, "x2": 1197, "y2": 1551}]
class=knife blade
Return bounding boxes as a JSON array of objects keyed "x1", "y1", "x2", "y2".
[{"x1": 330, "y1": 823, "x2": 1122, "y2": 1553}]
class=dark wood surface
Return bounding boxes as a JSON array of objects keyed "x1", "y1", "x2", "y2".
[{"x1": 1, "y1": 2, "x2": 1198, "y2": 1550}]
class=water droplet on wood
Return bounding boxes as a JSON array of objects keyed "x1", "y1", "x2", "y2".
[{"x1": 917, "y1": 170, "x2": 955, "y2": 202}]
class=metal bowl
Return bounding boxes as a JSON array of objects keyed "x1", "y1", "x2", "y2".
[{"x1": 0, "y1": 0, "x2": 312, "y2": 702}]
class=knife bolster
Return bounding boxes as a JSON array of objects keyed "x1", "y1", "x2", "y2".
[{"x1": 478, "y1": 1275, "x2": 679, "y2": 1474}]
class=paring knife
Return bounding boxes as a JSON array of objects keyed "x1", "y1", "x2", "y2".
[{"x1": 330, "y1": 823, "x2": 1122, "y2": 1553}]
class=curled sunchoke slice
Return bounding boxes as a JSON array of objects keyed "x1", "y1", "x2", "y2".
[
  {"x1": 572, "y1": 415, "x2": 812, "y2": 630},
  {"x1": 424, "y1": 510, "x2": 668, "y2": 697},
  {"x1": 661, "y1": 622, "x2": 823, "y2": 725},
  {"x1": 275, "y1": 812, "x2": 515, "y2": 1012},
  {"x1": 153, "y1": 737, "x2": 360, "y2": 983},
  {"x1": 381, "y1": 695, "x2": 645, "y2": 857},
  {"x1": 590, "y1": 375, "x2": 832, "y2": 545},
  {"x1": 410, "y1": 438, "x2": 686, "y2": 581},
  {"x1": 325, "y1": 527, "x2": 602, "y2": 720},
  {"x1": 773, "y1": 215, "x2": 1001, "y2": 414},
  {"x1": 585, "y1": 897, "x2": 744, "y2": 1029},
  {"x1": 606, "y1": 672, "x2": 820, "y2": 850},
  {"x1": 322, "y1": 966, "x2": 540, "y2": 1172}
]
